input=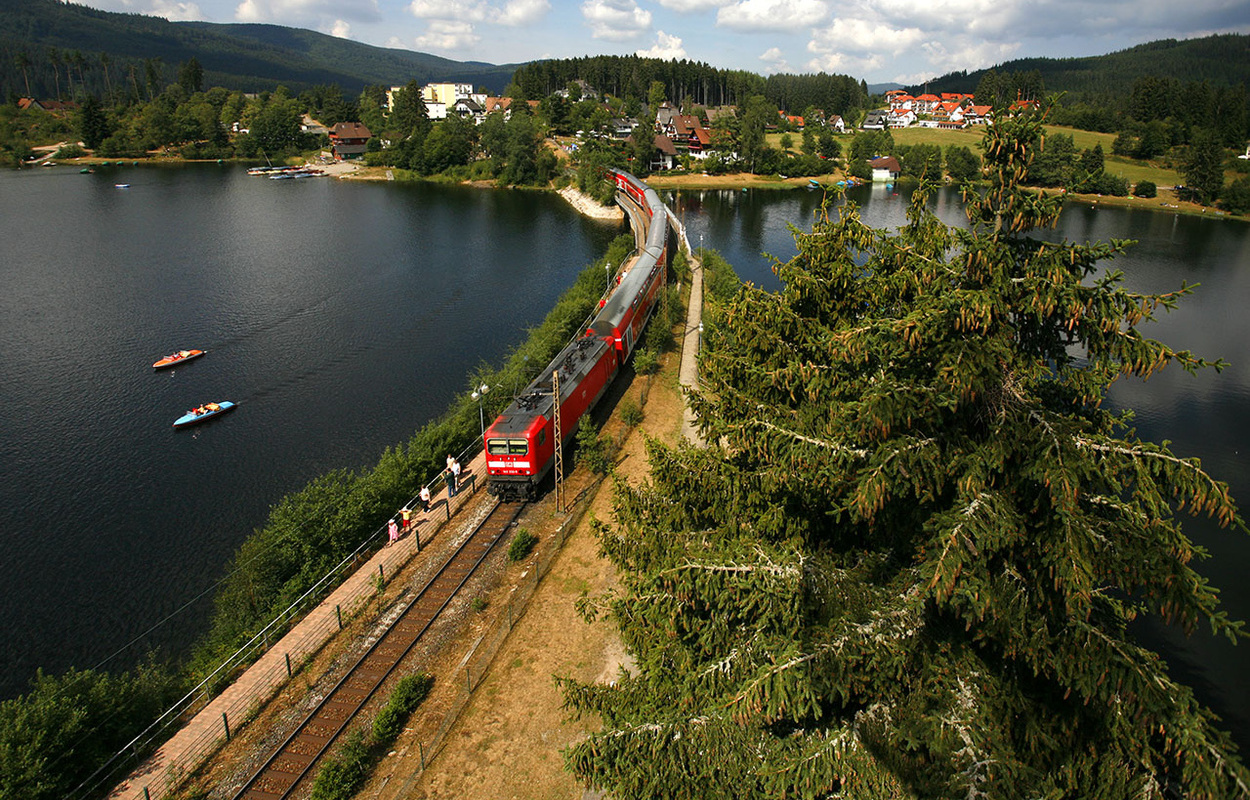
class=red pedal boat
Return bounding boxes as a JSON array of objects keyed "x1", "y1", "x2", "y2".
[{"x1": 153, "y1": 349, "x2": 205, "y2": 369}]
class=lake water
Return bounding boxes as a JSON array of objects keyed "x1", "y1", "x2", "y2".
[
  {"x1": 2, "y1": 168, "x2": 1248, "y2": 753},
  {"x1": 672, "y1": 182, "x2": 1250, "y2": 751},
  {"x1": 0, "y1": 164, "x2": 620, "y2": 699}
]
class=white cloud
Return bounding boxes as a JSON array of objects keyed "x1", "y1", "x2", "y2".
[
  {"x1": 330, "y1": 18, "x2": 351, "y2": 37},
  {"x1": 409, "y1": 0, "x2": 548, "y2": 27},
  {"x1": 415, "y1": 19, "x2": 481, "y2": 49},
  {"x1": 148, "y1": 0, "x2": 204, "y2": 21},
  {"x1": 653, "y1": 0, "x2": 732, "y2": 12},
  {"x1": 919, "y1": 38, "x2": 1019, "y2": 74},
  {"x1": 235, "y1": 0, "x2": 380, "y2": 24},
  {"x1": 808, "y1": 16, "x2": 925, "y2": 56},
  {"x1": 717, "y1": 0, "x2": 828, "y2": 32},
  {"x1": 637, "y1": 30, "x2": 688, "y2": 59},
  {"x1": 409, "y1": 0, "x2": 490, "y2": 21},
  {"x1": 496, "y1": 0, "x2": 551, "y2": 26},
  {"x1": 759, "y1": 46, "x2": 791, "y2": 74},
  {"x1": 582, "y1": 0, "x2": 652, "y2": 40},
  {"x1": 805, "y1": 50, "x2": 883, "y2": 75}
]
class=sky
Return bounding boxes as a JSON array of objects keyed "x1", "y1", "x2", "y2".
[{"x1": 76, "y1": 0, "x2": 1250, "y2": 85}]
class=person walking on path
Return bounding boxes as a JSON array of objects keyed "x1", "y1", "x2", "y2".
[
  {"x1": 445, "y1": 457, "x2": 459, "y2": 497},
  {"x1": 387, "y1": 517, "x2": 399, "y2": 546},
  {"x1": 400, "y1": 506, "x2": 412, "y2": 533},
  {"x1": 451, "y1": 458, "x2": 461, "y2": 495},
  {"x1": 420, "y1": 485, "x2": 431, "y2": 512}
]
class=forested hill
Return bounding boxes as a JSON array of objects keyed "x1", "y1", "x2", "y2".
[
  {"x1": 917, "y1": 34, "x2": 1250, "y2": 102},
  {"x1": 0, "y1": 0, "x2": 518, "y2": 98}
]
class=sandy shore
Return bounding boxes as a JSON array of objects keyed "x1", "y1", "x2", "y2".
[{"x1": 558, "y1": 185, "x2": 624, "y2": 220}]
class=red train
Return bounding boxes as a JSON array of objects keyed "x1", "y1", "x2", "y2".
[{"x1": 483, "y1": 170, "x2": 674, "y2": 500}]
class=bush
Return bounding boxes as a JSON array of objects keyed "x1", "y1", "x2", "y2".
[
  {"x1": 54, "y1": 143, "x2": 85, "y2": 159},
  {"x1": 576, "y1": 415, "x2": 611, "y2": 475},
  {"x1": 1133, "y1": 180, "x2": 1157, "y2": 198},
  {"x1": 372, "y1": 673, "x2": 433, "y2": 743},
  {"x1": 309, "y1": 729, "x2": 370, "y2": 800},
  {"x1": 509, "y1": 527, "x2": 538, "y2": 561},
  {"x1": 1220, "y1": 176, "x2": 1250, "y2": 215},
  {"x1": 620, "y1": 397, "x2": 643, "y2": 428}
]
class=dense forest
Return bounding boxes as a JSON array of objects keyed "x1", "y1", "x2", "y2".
[
  {"x1": 0, "y1": 0, "x2": 517, "y2": 97},
  {"x1": 510, "y1": 54, "x2": 868, "y2": 118}
]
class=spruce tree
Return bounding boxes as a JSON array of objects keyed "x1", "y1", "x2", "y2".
[{"x1": 561, "y1": 107, "x2": 1250, "y2": 798}]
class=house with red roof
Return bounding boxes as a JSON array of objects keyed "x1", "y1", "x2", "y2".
[{"x1": 328, "y1": 122, "x2": 371, "y2": 160}]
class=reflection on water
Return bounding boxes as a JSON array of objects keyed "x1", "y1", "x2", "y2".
[{"x1": 675, "y1": 184, "x2": 1250, "y2": 750}]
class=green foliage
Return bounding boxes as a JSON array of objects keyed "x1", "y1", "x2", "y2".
[
  {"x1": 563, "y1": 102, "x2": 1250, "y2": 799},
  {"x1": 309, "y1": 728, "x2": 370, "y2": 800},
  {"x1": 371, "y1": 673, "x2": 433, "y2": 743},
  {"x1": 1221, "y1": 176, "x2": 1250, "y2": 215},
  {"x1": 944, "y1": 144, "x2": 980, "y2": 184},
  {"x1": 1133, "y1": 179, "x2": 1157, "y2": 198},
  {"x1": 576, "y1": 415, "x2": 610, "y2": 476},
  {"x1": 699, "y1": 248, "x2": 743, "y2": 305},
  {"x1": 897, "y1": 142, "x2": 942, "y2": 179},
  {"x1": 1183, "y1": 128, "x2": 1228, "y2": 205},
  {"x1": 619, "y1": 397, "x2": 643, "y2": 428},
  {"x1": 508, "y1": 527, "x2": 538, "y2": 561},
  {"x1": 0, "y1": 665, "x2": 184, "y2": 800}
]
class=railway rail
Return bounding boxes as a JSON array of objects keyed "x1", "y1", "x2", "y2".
[{"x1": 231, "y1": 499, "x2": 527, "y2": 800}]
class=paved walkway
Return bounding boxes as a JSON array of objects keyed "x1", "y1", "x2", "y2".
[
  {"x1": 671, "y1": 209, "x2": 705, "y2": 446},
  {"x1": 678, "y1": 252, "x2": 705, "y2": 446},
  {"x1": 107, "y1": 453, "x2": 487, "y2": 800}
]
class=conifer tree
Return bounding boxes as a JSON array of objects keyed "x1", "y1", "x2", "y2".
[{"x1": 562, "y1": 107, "x2": 1250, "y2": 798}]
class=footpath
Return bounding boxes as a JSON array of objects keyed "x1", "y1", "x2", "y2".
[{"x1": 106, "y1": 455, "x2": 486, "y2": 800}]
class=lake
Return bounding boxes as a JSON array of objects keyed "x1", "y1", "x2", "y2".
[
  {"x1": 0, "y1": 164, "x2": 620, "y2": 699},
  {"x1": 671, "y1": 182, "x2": 1250, "y2": 751}
]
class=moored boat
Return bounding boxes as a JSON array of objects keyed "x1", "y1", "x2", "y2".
[
  {"x1": 173, "y1": 401, "x2": 236, "y2": 428},
  {"x1": 153, "y1": 349, "x2": 205, "y2": 369}
]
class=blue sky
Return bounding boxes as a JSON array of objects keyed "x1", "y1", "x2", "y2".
[{"x1": 78, "y1": 0, "x2": 1250, "y2": 85}]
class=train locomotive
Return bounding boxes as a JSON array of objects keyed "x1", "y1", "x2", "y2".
[{"x1": 483, "y1": 169, "x2": 674, "y2": 500}]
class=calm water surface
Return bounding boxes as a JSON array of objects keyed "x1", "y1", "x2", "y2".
[
  {"x1": 0, "y1": 164, "x2": 620, "y2": 698},
  {"x1": 673, "y1": 183, "x2": 1250, "y2": 751}
]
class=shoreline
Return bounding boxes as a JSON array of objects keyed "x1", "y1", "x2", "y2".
[{"x1": 31, "y1": 154, "x2": 1244, "y2": 224}]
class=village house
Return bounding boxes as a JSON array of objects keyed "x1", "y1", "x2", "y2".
[
  {"x1": 869, "y1": 156, "x2": 902, "y2": 182},
  {"x1": 862, "y1": 111, "x2": 888, "y2": 130},
  {"x1": 828, "y1": 115, "x2": 846, "y2": 133},
  {"x1": 18, "y1": 97, "x2": 77, "y2": 114},
  {"x1": 328, "y1": 122, "x2": 371, "y2": 160},
  {"x1": 888, "y1": 108, "x2": 917, "y2": 128},
  {"x1": 450, "y1": 97, "x2": 485, "y2": 123}
]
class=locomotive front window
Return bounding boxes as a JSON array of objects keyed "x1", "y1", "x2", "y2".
[
  {"x1": 487, "y1": 438, "x2": 510, "y2": 455},
  {"x1": 508, "y1": 439, "x2": 528, "y2": 455}
]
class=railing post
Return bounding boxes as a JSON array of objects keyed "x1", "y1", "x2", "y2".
[
  {"x1": 222, "y1": 712, "x2": 231, "y2": 741},
  {"x1": 285, "y1": 652, "x2": 292, "y2": 679},
  {"x1": 144, "y1": 788, "x2": 151, "y2": 800},
  {"x1": 336, "y1": 604, "x2": 343, "y2": 630},
  {"x1": 378, "y1": 563, "x2": 385, "y2": 583}
]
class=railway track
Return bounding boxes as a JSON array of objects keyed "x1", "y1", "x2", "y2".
[{"x1": 231, "y1": 499, "x2": 527, "y2": 800}]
